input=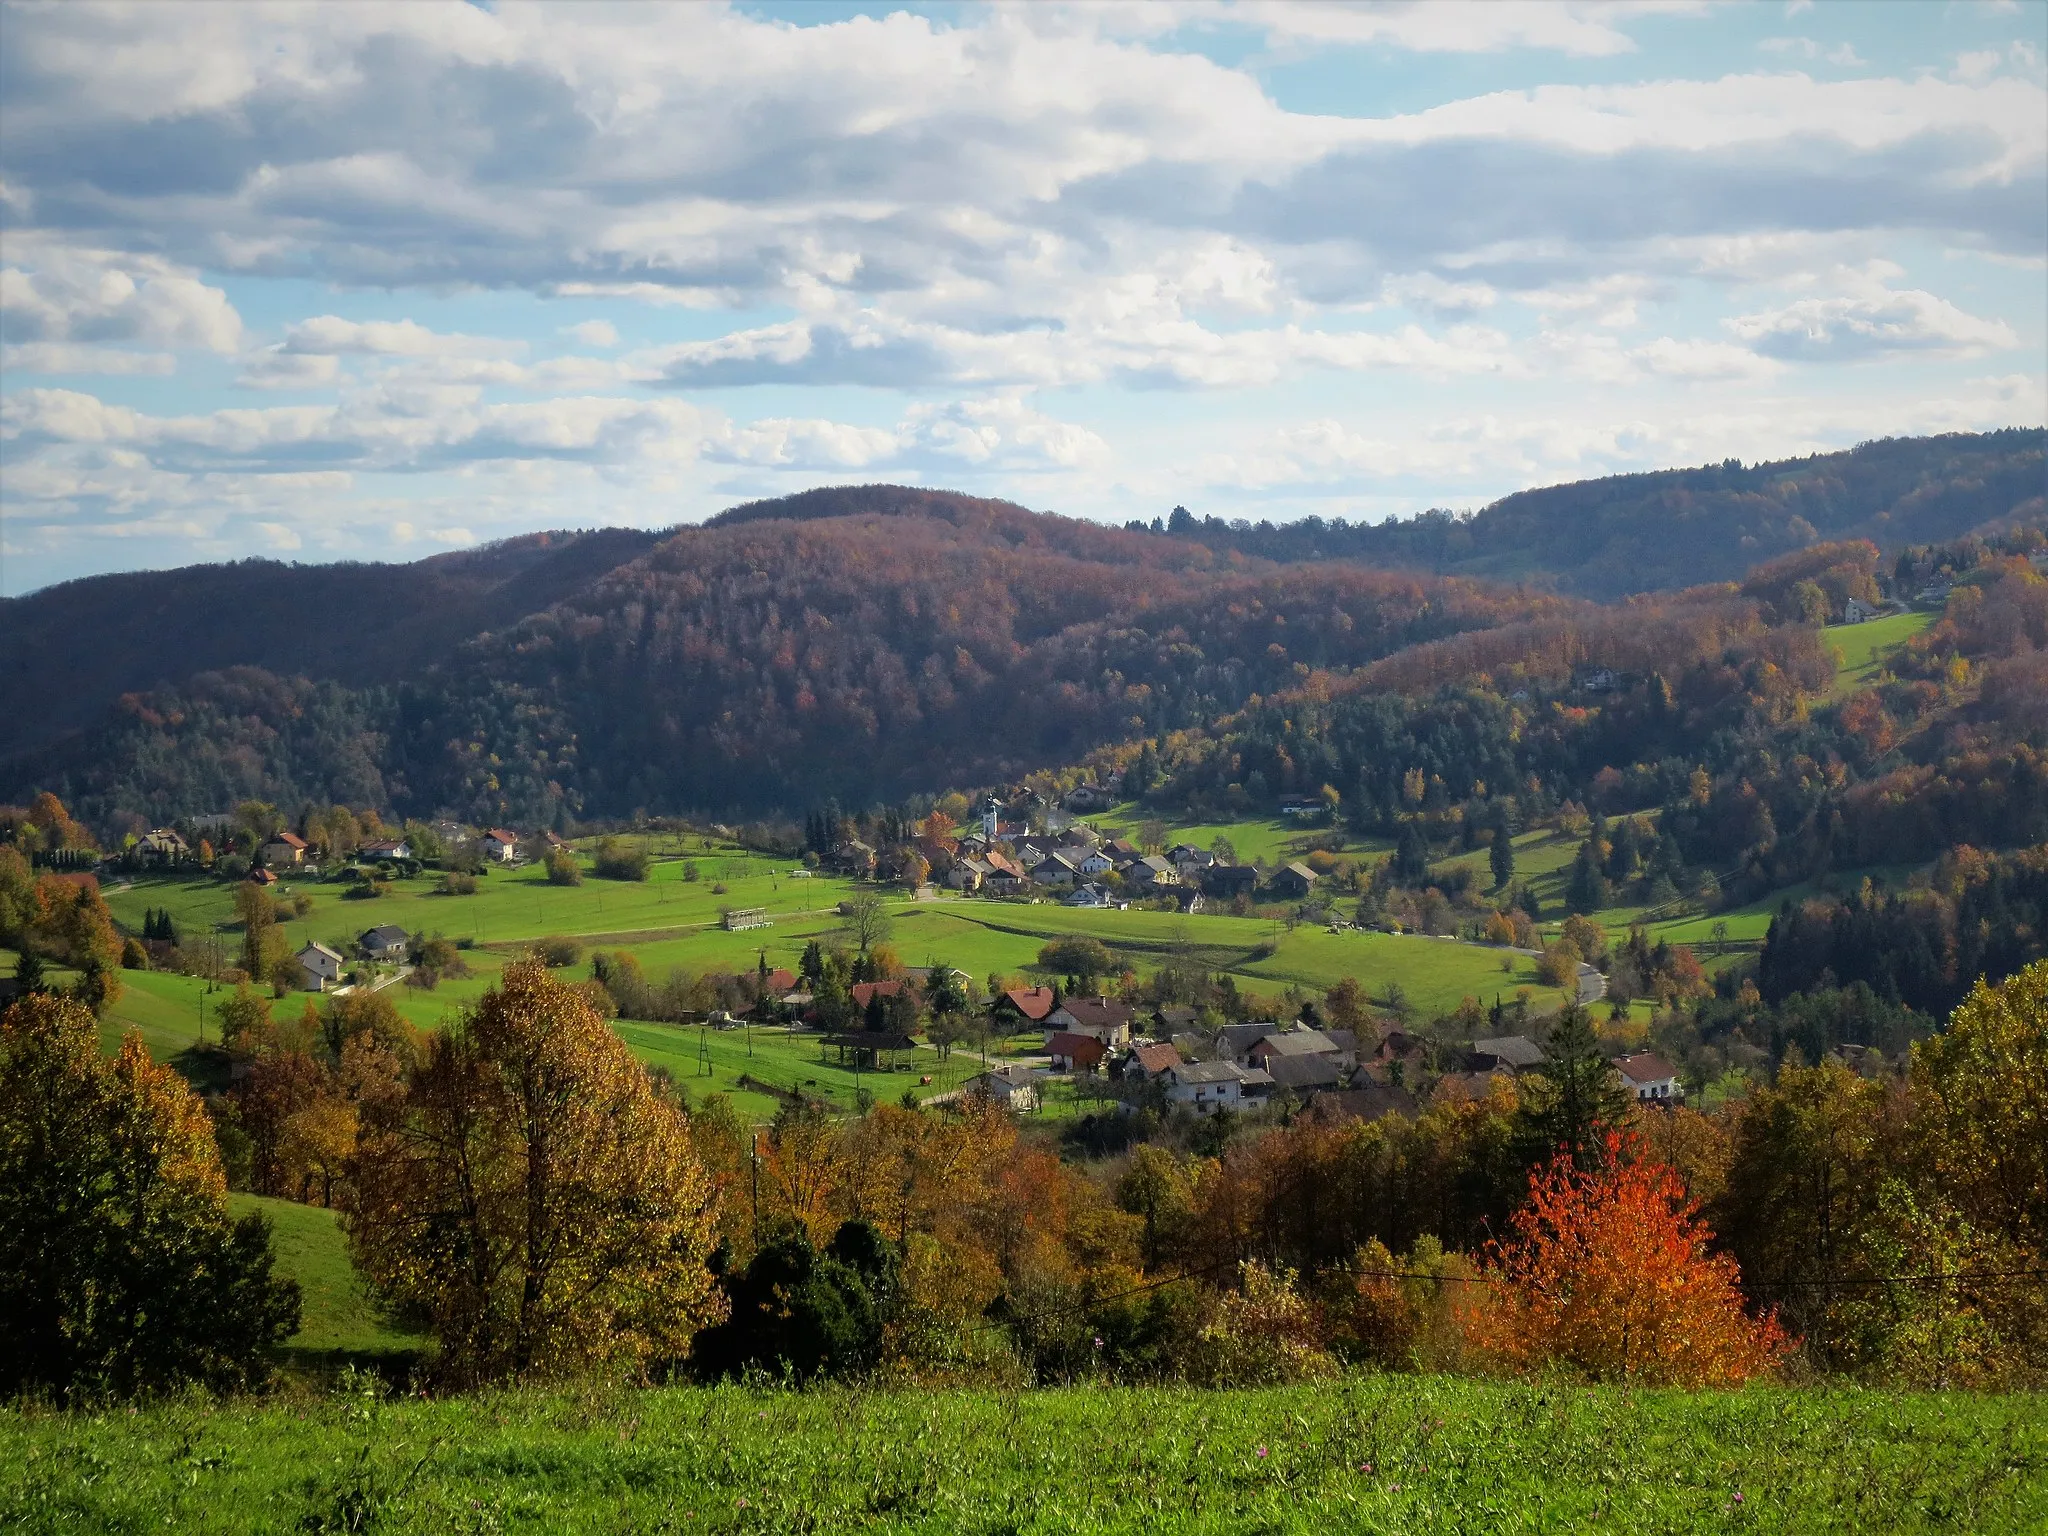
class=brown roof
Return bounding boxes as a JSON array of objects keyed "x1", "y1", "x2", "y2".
[
  {"x1": 851, "y1": 979, "x2": 909, "y2": 1008},
  {"x1": 1129, "y1": 1041, "x2": 1183, "y2": 1075},
  {"x1": 269, "y1": 831, "x2": 307, "y2": 849},
  {"x1": 483, "y1": 827, "x2": 518, "y2": 843},
  {"x1": 1056, "y1": 996, "x2": 1134, "y2": 1030},
  {"x1": 999, "y1": 986, "x2": 1057, "y2": 1021},
  {"x1": 1612, "y1": 1051, "x2": 1679, "y2": 1083},
  {"x1": 761, "y1": 968, "x2": 797, "y2": 994},
  {"x1": 1306, "y1": 1085, "x2": 1418, "y2": 1124},
  {"x1": 1044, "y1": 1032, "x2": 1107, "y2": 1067}
]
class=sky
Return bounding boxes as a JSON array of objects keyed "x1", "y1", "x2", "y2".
[{"x1": 1, "y1": 0, "x2": 2044, "y2": 596}]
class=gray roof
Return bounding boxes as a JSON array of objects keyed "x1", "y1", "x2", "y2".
[
  {"x1": 1472, "y1": 1035, "x2": 1546, "y2": 1070},
  {"x1": 1264, "y1": 1055, "x2": 1344, "y2": 1090},
  {"x1": 1255, "y1": 1027, "x2": 1339, "y2": 1059},
  {"x1": 1218, "y1": 1022, "x2": 1280, "y2": 1057},
  {"x1": 361, "y1": 924, "x2": 409, "y2": 946},
  {"x1": 1169, "y1": 1059, "x2": 1273, "y2": 1087}
]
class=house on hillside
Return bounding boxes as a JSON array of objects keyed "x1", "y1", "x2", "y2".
[
  {"x1": 1175, "y1": 888, "x2": 1205, "y2": 915},
  {"x1": 247, "y1": 867, "x2": 277, "y2": 886},
  {"x1": 966, "y1": 1064, "x2": 1040, "y2": 1112},
  {"x1": 1127, "y1": 855, "x2": 1180, "y2": 893},
  {"x1": 992, "y1": 986, "x2": 1057, "y2": 1029},
  {"x1": 1122, "y1": 1040, "x2": 1184, "y2": 1082},
  {"x1": 136, "y1": 828, "x2": 189, "y2": 862},
  {"x1": 1064, "y1": 784, "x2": 1115, "y2": 812},
  {"x1": 1218, "y1": 1022, "x2": 1281, "y2": 1065},
  {"x1": 947, "y1": 855, "x2": 993, "y2": 892},
  {"x1": 479, "y1": 828, "x2": 520, "y2": 863},
  {"x1": 1203, "y1": 865, "x2": 1259, "y2": 900},
  {"x1": 1267, "y1": 862, "x2": 1318, "y2": 900},
  {"x1": 1573, "y1": 665, "x2": 1619, "y2": 694},
  {"x1": 1030, "y1": 852, "x2": 1084, "y2": 889},
  {"x1": 1162, "y1": 1059, "x2": 1273, "y2": 1115},
  {"x1": 1841, "y1": 597, "x2": 1878, "y2": 624},
  {"x1": 1362, "y1": 1029, "x2": 1427, "y2": 1084},
  {"x1": 360, "y1": 837, "x2": 411, "y2": 863},
  {"x1": 1613, "y1": 1051, "x2": 1683, "y2": 1103},
  {"x1": 261, "y1": 831, "x2": 307, "y2": 868},
  {"x1": 1048, "y1": 996, "x2": 1135, "y2": 1047},
  {"x1": 1247, "y1": 1027, "x2": 1344, "y2": 1075},
  {"x1": 358, "y1": 924, "x2": 410, "y2": 962},
  {"x1": 1064, "y1": 882, "x2": 1115, "y2": 908},
  {"x1": 294, "y1": 940, "x2": 345, "y2": 992},
  {"x1": 1044, "y1": 1031, "x2": 1107, "y2": 1074},
  {"x1": 1262, "y1": 1053, "x2": 1344, "y2": 1095},
  {"x1": 1304, "y1": 1083, "x2": 1418, "y2": 1125},
  {"x1": 1468, "y1": 1035, "x2": 1545, "y2": 1074}
]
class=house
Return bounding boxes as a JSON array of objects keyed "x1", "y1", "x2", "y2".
[
  {"x1": 1162, "y1": 1059, "x2": 1274, "y2": 1115},
  {"x1": 360, "y1": 837, "x2": 411, "y2": 862},
  {"x1": 358, "y1": 924, "x2": 410, "y2": 962},
  {"x1": 1248, "y1": 1027, "x2": 1343, "y2": 1073},
  {"x1": 1127, "y1": 855, "x2": 1180, "y2": 892},
  {"x1": 1841, "y1": 597, "x2": 1878, "y2": 625},
  {"x1": 1167, "y1": 843, "x2": 1213, "y2": 868},
  {"x1": 851, "y1": 978, "x2": 911, "y2": 1012},
  {"x1": 136, "y1": 828, "x2": 189, "y2": 861},
  {"x1": 1103, "y1": 838, "x2": 1139, "y2": 860},
  {"x1": 1279, "y1": 800, "x2": 1325, "y2": 819},
  {"x1": 947, "y1": 855, "x2": 993, "y2": 892},
  {"x1": 1613, "y1": 1051, "x2": 1683, "y2": 1103},
  {"x1": 833, "y1": 839, "x2": 878, "y2": 878},
  {"x1": 1362, "y1": 1029, "x2": 1427, "y2": 1084},
  {"x1": 966, "y1": 1065, "x2": 1041, "y2": 1112},
  {"x1": 247, "y1": 866, "x2": 277, "y2": 886},
  {"x1": 992, "y1": 986, "x2": 1058, "y2": 1028},
  {"x1": 1048, "y1": 996, "x2": 1135, "y2": 1047},
  {"x1": 479, "y1": 828, "x2": 520, "y2": 862},
  {"x1": 261, "y1": 831, "x2": 307, "y2": 867},
  {"x1": 1320, "y1": 1028, "x2": 1360, "y2": 1069},
  {"x1": 1262, "y1": 1054, "x2": 1345, "y2": 1095},
  {"x1": 1152, "y1": 1005, "x2": 1199, "y2": 1037},
  {"x1": 1175, "y1": 888, "x2": 1205, "y2": 915},
  {"x1": 1065, "y1": 882, "x2": 1114, "y2": 908},
  {"x1": 1304, "y1": 1084, "x2": 1418, "y2": 1125},
  {"x1": 1030, "y1": 852, "x2": 1084, "y2": 889},
  {"x1": 1468, "y1": 1035, "x2": 1545, "y2": 1074},
  {"x1": 1123, "y1": 1041, "x2": 1184, "y2": 1082},
  {"x1": 1267, "y1": 862, "x2": 1318, "y2": 900},
  {"x1": 1064, "y1": 784, "x2": 1114, "y2": 812},
  {"x1": 1434, "y1": 1069, "x2": 1513, "y2": 1102},
  {"x1": 1044, "y1": 1031, "x2": 1108, "y2": 1074},
  {"x1": 1218, "y1": 1022, "x2": 1281, "y2": 1065},
  {"x1": 1203, "y1": 865, "x2": 1259, "y2": 900},
  {"x1": 1573, "y1": 665, "x2": 1619, "y2": 693},
  {"x1": 294, "y1": 940, "x2": 345, "y2": 992}
]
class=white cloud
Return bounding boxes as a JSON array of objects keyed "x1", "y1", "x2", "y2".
[
  {"x1": 1218, "y1": 1, "x2": 1702, "y2": 58},
  {"x1": 281, "y1": 316, "x2": 519, "y2": 359},
  {"x1": 0, "y1": 242, "x2": 242, "y2": 351},
  {"x1": 1726, "y1": 274, "x2": 2020, "y2": 359},
  {"x1": 0, "y1": 343, "x2": 175, "y2": 375},
  {"x1": 562, "y1": 319, "x2": 619, "y2": 347}
]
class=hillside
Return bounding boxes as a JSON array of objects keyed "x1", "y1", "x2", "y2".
[
  {"x1": 3, "y1": 431, "x2": 2040, "y2": 829},
  {"x1": 1159, "y1": 429, "x2": 2045, "y2": 597}
]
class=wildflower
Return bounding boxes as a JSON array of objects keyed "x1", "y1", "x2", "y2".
[
  {"x1": 1733, "y1": 1492, "x2": 1744, "y2": 1505},
  {"x1": 1256, "y1": 1446, "x2": 1268, "y2": 1458}
]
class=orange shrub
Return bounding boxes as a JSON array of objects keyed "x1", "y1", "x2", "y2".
[{"x1": 1468, "y1": 1132, "x2": 1792, "y2": 1386}]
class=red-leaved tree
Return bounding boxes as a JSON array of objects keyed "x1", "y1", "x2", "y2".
[{"x1": 1470, "y1": 1131, "x2": 1792, "y2": 1386}]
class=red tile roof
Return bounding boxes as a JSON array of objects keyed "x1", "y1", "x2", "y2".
[
  {"x1": 1612, "y1": 1051, "x2": 1679, "y2": 1083},
  {"x1": 1044, "y1": 1032, "x2": 1107, "y2": 1068},
  {"x1": 851, "y1": 979, "x2": 908, "y2": 1009},
  {"x1": 999, "y1": 986, "x2": 1056, "y2": 1021},
  {"x1": 1130, "y1": 1041, "x2": 1183, "y2": 1075}
]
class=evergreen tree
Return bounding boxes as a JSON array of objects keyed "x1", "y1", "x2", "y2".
[
  {"x1": 1489, "y1": 809, "x2": 1516, "y2": 889},
  {"x1": 799, "y1": 939, "x2": 825, "y2": 989},
  {"x1": 1514, "y1": 1005, "x2": 1632, "y2": 1171},
  {"x1": 1566, "y1": 838, "x2": 1610, "y2": 915},
  {"x1": 1393, "y1": 820, "x2": 1430, "y2": 881}
]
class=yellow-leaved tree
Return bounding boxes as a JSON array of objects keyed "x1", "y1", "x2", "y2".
[{"x1": 346, "y1": 960, "x2": 725, "y2": 1383}]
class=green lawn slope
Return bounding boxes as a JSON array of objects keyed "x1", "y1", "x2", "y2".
[
  {"x1": 7, "y1": 1378, "x2": 2041, "y2": 1533},
  {"x1": 227, "y1": 1193, "x2": 424, "y2": 1364}
]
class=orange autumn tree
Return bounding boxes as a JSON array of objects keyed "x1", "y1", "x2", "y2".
[{"x1": 1470, "y1": 1131, "x2": 1791, "y2": 1386}]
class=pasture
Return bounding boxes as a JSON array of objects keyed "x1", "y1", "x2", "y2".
[
  {"x1": 7, "y1": 1376, "x2": 2041, "y2": 1534},
  {"x1": 1828, "y1": 611, "x2": 1933, "y2": 697}
]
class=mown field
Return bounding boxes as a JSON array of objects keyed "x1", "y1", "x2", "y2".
[
  {"x1": 1828, "y1": 611, "x2": 1933, "y2": 697},
  {"x1": 7, "y1": 1376, "x2": 2042, "y2": 1534}
]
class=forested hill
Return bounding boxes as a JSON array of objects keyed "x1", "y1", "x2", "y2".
[
  {"x1": 1152, "y1": 430, "x2": 2045, "y2": 598},
  {"x1": 3, "y1": 429, "x2": 2041, "y2": 830},
  {"x1": 0, "y1": 528, "x2": 662, "y2": 764}
]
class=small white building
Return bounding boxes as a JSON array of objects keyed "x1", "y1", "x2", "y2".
[
  {"x1": 295, "y1": 940, "x2": 345, "y2": 992},
  {"x1": 358, "y1": 924, "x2": 411, "y2": 962},
  {"x1": 966, "y1": 1065, "x2": 1041, "y2": 1112},
  {"x1": 479, "y1": 828, "x2": 520, "y2": 863},
  {"x1": 1163, "y1": 1059, "x2": 1273, "y2": 1115},
  {"x1": 1612, "y1": 1051, "x2": 1683, "y2": 1103}
]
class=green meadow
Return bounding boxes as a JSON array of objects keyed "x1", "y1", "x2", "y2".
[
  {"x1": 7, "y1": 1377, "x2": 2041, "y2": 1534},
  {"x1": 1828, "y1": 610, "x2": 1933, "y2": 697},
  {"x1": 227, "y1": 1193, "x2": 424, "y2": 1364}
]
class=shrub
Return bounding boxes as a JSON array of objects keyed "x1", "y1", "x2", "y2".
[
  {"x1": 545, "y1": 848, "x2": 583, "y2": 887},
  {"x1": 535, "y1": 935, "x2": 583, "y2": 969},
  {"x1": 120, "y1": 936, "x2": 150, "y2": 970},
  {"x1": 594, "y1": 837, "x2": 650, "y2": 882},
  {"x1": 438, "y1": 872, "x2": 478, "y2": 896}
]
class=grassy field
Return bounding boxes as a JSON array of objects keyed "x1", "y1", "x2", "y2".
[
  {"x1": 6, "y1": 1377, "x2": 2042, "y2": 1534},
  {"x1": 1828, "y1": 611, "x2": 1933, "y2": 696},
  {"x1": 228, "y1": 1193, "x2": 424, "y2": 1364},
  {"x1": 1090, "y1": 803, "x2": 1388, "y2": 866}
]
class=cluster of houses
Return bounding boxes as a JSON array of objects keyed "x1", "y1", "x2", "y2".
[
  {"x1": 290, "y1": 923, "x2": 415, "y2": 992},
  {"x1": 130, "y1": 818, "x2": 540, "y2": 877},
  {"x1": 829, "y1": 795, "x2": 1317, "y2": 910},
  {"x1": 964, "y1": 992, "x2": 1685, "y2": 1121}
]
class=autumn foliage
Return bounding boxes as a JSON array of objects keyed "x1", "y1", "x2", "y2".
[{"x1": 1469, "y1": 1132, "x2": 1792, "y2": 1387}]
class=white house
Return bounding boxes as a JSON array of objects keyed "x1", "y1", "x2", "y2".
[
  {"x1": 1612, "y1": 1051, "x2": 1683, "y2": 1103},
  {"x1": 1064, "y1": 882, "x2": 1113, "y2": 908},
  {"x1": 295, "y1": 940, "x2": 345, "y2": 992},
  {"x1": 479, "y1": 828, "x2": 520, "y2": 863},
  {"x1": 1048, "y1": 997, "x2": 1135, "y2": 1047},
  {"x1": 360, "y1": 838, "x2": 411, "y2": 862},
  {"x1": 966, "y1": 1064, "x2": 1040, "y2": 1112},
  {"x1": 1163, "y1": 1059, "x2": 1274, "y2": 1115},
  {"x1": 137, "y1": 828, "x2": 189, "y2": 861}
]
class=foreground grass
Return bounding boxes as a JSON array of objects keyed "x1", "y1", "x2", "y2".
[{"x1": 6, "y1": 1378, "x2": 2042, "y2": 1534}]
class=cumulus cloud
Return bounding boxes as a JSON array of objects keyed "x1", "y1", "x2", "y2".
[
  {"x1": 0, "y1": 242, "x2": 242, "y2": 351},
  {"x1": 1726, "y1": 273, "x2": 2020, "y2": 359}
]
